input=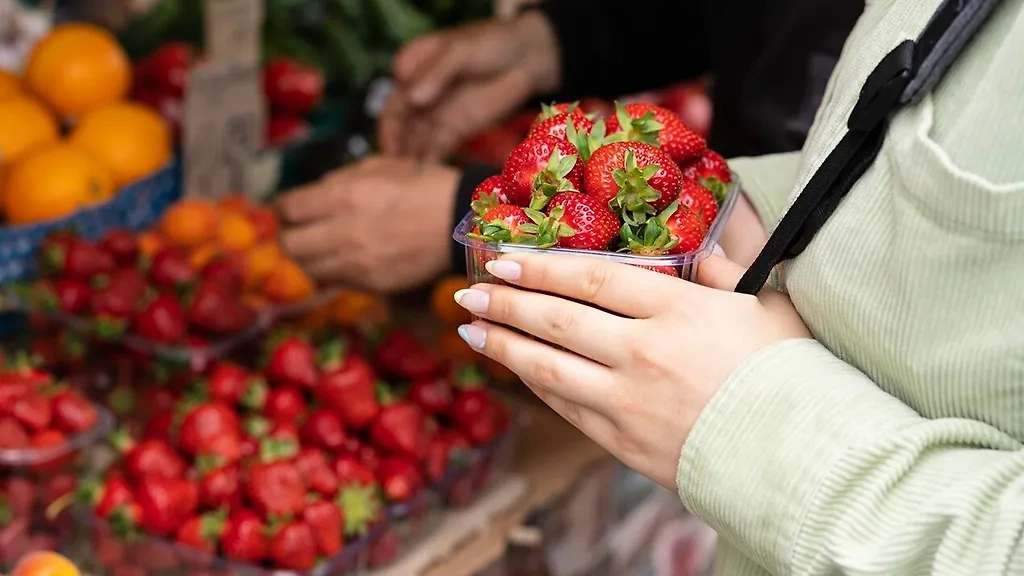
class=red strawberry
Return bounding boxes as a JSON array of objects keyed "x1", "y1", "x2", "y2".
[
  {"x1": 333, "y1": 454, "x2": 378, "y2": 487},
  {"x1": 502, "y1": 135, "x2": 582, "y2": 210},
  {"x1": 450, "y1": 388, "x2": 506, "y2": 446},
  {"x1": 51, "y1": 238, "x2": 116, "y2": 281},
  {"x1": 37, "y1": 230, "x2": 76, "y2": 276},
  {"x1": 633, "y1": 265, "x2": 680, "y2": 277},
  {"x1": 373, "y1": 329, "x2": 444, "y2": 381},
  {"x1": 262, "y1": 386, "x2": 306, "y2": 423},
  {"x1": 469, "y1": 174, "x2": 509, "y2": 217},
  {"x1": 302, "y1": 499, "x2": 343, "y2": 556},
  {"x1": 134, "y1": 293, "x2": 187, "y2": 344},
  {"x1": 294, "y1": 447, "x2": 339, "y2": 497},
  {"x1": 246, "y1": 440, "x2": 305, "y2": 518},
  {"x1": 10, "y1": 390, "x2": 51, "y2": 432},
  {"x1": 0, "y1": 417, "x2": 30, "y2": 449},
  {"x1": 143, "y1": 42, "x2": 194, "y2": 97},
  {"x1": 88, "y1": 477, "x2": 138, "y2": 521},
  {"x1": 677, "y1": 178, "x2": 719, "y2": 226},
  {"x1": 263, "y1": 57, "x2": 325, "y2": 116},
  {"x1": 661, "y1": 201, "x2": 709, "y2": 254},
  {"x1": 545, "y1": 192, "x2": 620, "y2": 250},
  {"x1": 408, "y1": 377, "x2": 455, "y2": 415},
  {"x1": 114, "y1": 435, "x2": 188, "y2": 482},
  {"x1": 208, "y1": 362, "x2": 265, "y2": 405},
  {"x1": 530, "y1": 112, "x2": 595, "y2": 142},
  {"x1": 148, "y1": 247, "x2": 196, "y2": 288},
  {"x1": 335, "y1": 474, "x2": 381, "y2": 538},
  {"x1": 585, "y1": 141, "x2": 683, "y2": 223},
  {"x1": 528, "y1": 101, "x2": 586, "y2": 132},
  {"x1": 221, "y1": 509, "x2": 268, "y2": 564},
  {"x1": 187, "y1": 281, "x2": 255, "y2": 334},
  {"x1": 136, "y1": 476, "x2": 198, "y2": 536},
  {"x1": 37, "y1": 278, "x2": 91, "y2": 314},
  {"x1": 41, "y1": 472, "x2": 76, "y2": 513},
  {"x1": 51, "y1": 389, "x2": 98, "y2": 434},
  {"x1": 175, "y1": 511, "x2": 226, "y2": 553},
  {"x1": 178, "y1": 402, "x2": 241, "y2": 462},
  {"x1": 680, "y1": 148, "x2": 732, "y2": 201},
  {"x1": 143, "y1": 409, "x2": 174, "y2": 442},
  {"x1": 267, "y1": 115, "x2": 311, "y2": 146},
  {"x1": 100, "y1": 229, "x2": 138, "y2": 266},
  {"x1": 269, "y1": 521, "x2": 318, "y2": 570},
  {"x1": 370, "y1": 388, "x2": 428, "y2": 460},
  {"x1": 201, "y1": 257, "x2": 243, "y2": 294},
  {"x1": 468, "y1": 204, "x2": 546, "y2": 245},
  {"x1": 90, "y1": 269, "x2": 148, "y2": 339},
  {"x1": 315, "y1": 351, "x2": 380, "y2": 430},
  {"x1": 270, "y1": 420, "x2": 300, "y2": 444},
  {"x1": 198, "y1": 464, "x2": 242, "y2": 511},
  {"x1": 264, "y1": 335, "x2": 318, "y2": 388},
  {"x1": 376, "y1": 456, "x2": 423, "y2": 502},
  {"x1": 605, "y1": 102, "x2": 706, "y2": 163},
  {"x1": 300, "y1": 408, "x2": 346, "y2": 451},
  {"x1": 0, "y1": 476, "x2": 35, "y2": 519},
  {"x1": 425, "y1": 431, "x2": 471, "y2": 483}
]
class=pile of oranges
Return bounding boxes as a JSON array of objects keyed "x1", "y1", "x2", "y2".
[
  {"x1": 147, "y1": 195, "x2": 316, "y2": 306},
  {"x1": 0, "y1": 24, "x2": 172, "y2": 226}
]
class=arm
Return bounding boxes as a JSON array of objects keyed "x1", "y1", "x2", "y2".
[
  {"x1": 719, "y1": 152, "x2": 802, "y2": 267},
  {"x1": 679, "y1": 338, "x2": 1024, "y2": 575},
  {"x1": 533, "y1": 0, "x2": 711, "y2": 100}
]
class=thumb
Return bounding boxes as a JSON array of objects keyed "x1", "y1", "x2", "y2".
[{"x1": 694, "y1": 247, "x2": 747, "y2": 291}]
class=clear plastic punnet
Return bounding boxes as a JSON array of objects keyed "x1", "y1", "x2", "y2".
[
  {"x1": 433, "y1": 411, "x2": 520, "y2": 509},
  {"x1": 454, "y1": 174, "x2": 741, "y2": 285}
]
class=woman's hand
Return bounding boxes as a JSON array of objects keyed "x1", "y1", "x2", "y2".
[{"x1": 453, "y1": 253, "x2": 810, "y2": 489}]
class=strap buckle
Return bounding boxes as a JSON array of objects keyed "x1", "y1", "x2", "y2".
[{"x1": 847, "y1": 40, "x2": 916, "y2": 132}]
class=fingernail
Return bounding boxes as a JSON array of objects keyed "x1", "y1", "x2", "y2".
[
  {"x1": 486, "y1": 259, "x2": 521, "y2": 280},
  {"x1": 712, "y1": 243, "x2": 726, "y2": 258},
  {"x1": 457, "y1": 324, "x2": 487, "y2": 349},
  {"x1": 454, "y1": 289, "x2": 489, "y2": 313}
]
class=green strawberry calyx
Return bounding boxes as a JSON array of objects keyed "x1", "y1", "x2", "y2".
[
  {"x1": 566, "y1": 118, "x2": 624, "y2": 163},
  {"x1": 538, "y1": 101, "x2": 580, "y2": 122},
  {"x1": 470, "y1": 189, "x2": 503, "y2": 217},
  {"x1": 467, "y1": 208, "x2": 547, "y2": 245},
  {"x1": 699, "y1": 176, "x2": 729, "y2": 206},
  {"x1": 612, "y1": 101, "x2": 663, "y2": 147},
  {"x1": 528, "y1": 150, "x2": 579, "y2": 211},
  {"x1": 609, "y1": 149, "x2": 665, "y2": 226},
  {"x1": 518, "y1": 205, "x2": 576, "y2": 248},
  {"x1": 619, "y1": 201, "x2": 682, "y2": 255},
  {"x1": 337, "y1": 484, "x2": 381, "y2": 537}
]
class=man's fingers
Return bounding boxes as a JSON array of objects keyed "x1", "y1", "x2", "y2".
[
  {"x1": 404, "y1": 42, "x2": 470, "y2": 108},
  {"x1": 276, "y1": 171, "x2": 354, "y2": 225},
  {"x1": 280, "y1": 220, "x2": 347, "y2": 262},
  {"x1": 393, "y1": 33, "x2": 446, "y2": 85}
]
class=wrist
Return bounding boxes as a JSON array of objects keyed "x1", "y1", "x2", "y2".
[{"x1": 513, "y1": 10, "x2": 561, "y2": 95}]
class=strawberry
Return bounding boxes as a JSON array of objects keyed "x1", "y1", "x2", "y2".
[
  {"x1": 178, "y1": 401, "x2": 241, "y2": 462},
  {"x1": 114, "y1": 435, "x2": 188, "y2": 482},
  {"x1": 633, "y1": 265, "x2": 681, "y2": 277},
  {"x1": 677, "y1": 179, "x2": 719, "y2": 226},
  {"x1": 264, "y1": 335, "x2": 318, "y2": 388},
  {"x1": 584, "y1": 141, "x2": 682, "y2": 224},
  {"x1": 208, "y1": 362, "x2": 265, "y2": 406},
  {"x1": 680, "y1": 148, "x2": 732, "y2": 204},
  {"x1": 201, "y1": 257, "x2": 244, "y2": 295},
  {"x1": 408, "y1": 377, "x2": 455, "y2": 415},
  {"x1": 148, "y1": 248, "x2": 196, "y2": 289},
  {"x1": 261, "y1": 386, "x2": 307, "y2": 423},
  {"x1": 605, "y1": 102, "x2": 706, "y2": 164},
  {"x1": 51, "y1": 388, "x2": 98, "y2": 434},
  {"x1": 35, "y1": 278, "x2": 91, "y2": 314},
  {"x1": 87, "y1": 477, "x2": 138, "y2": 523},
  {"x1": 269, "y1": 521, "x2": 318, "y2": 570},
  {"x1": 661, "y1": 201, "x2": 709, "y2": 254},
  {"x1": 425, "y1": 430, "x2": 471, "y2": 483},
  {"x1": 0, "y1": 417, "x2": 30, "y2": 449},
  {"x1": 528, "y1": 101, "x2": 586, "y2": 132},
  {"x1": 468, "y1": 205, "x2": 549, "y2": 246},
  {"x1": 264, "y1": 58, "x2": 325, "y2": 116},
  {"x1": 450, "y1": 387, "x2": 506, "y2": 446},
  {"x1": 198, "y1": 464, "x2": 242, "y2": 511},
  {"x1": 143, "y1": 42, "x2": 194, "y2": 97},
  {"x1": 544, "y1": 192, "x2": 620, "y2": 250},
  {"x1": 502, "y1": 135, "x2": 582, "y2": 210},
  {"x1": 315, "y1": 349, "x2": 380, "y2": 430},
  {"x1": 373, "y1": 329, "x2": 444, "y2": 381},
  {"x1": 0, "y1": 476, "x2": 35, "y2": 519},
  {"x1": 530, "y1": 112, "x2": 595, "y2": 142},
  {"x1": 187, "y1": 281, "x2": 256, "y2": 334},
  {"x1": 90, "y1": 269, "x2": 148, "y2": 339},
  {"x1": 51, "y1": 238, "x2": 116, "y2": 281},
  {"x1": 40, "y1": 472, "x2": 76, "y2": 514},
  {"x1": 10, "y1": 390, "x2": 51, "y2": 432},
  {"x1": 300, "y1": 408, "x2": 346, "y2": 451},
  {"x1": 470, "y1": 174, "x2": 509, "y2": 217},
  {"x1": 335, "y1": 470, "x2": 381, "y2": 538},
  {"x1": 134, "y1": 293, "x2": 187, "y2": 344},
  {"x1": 302, "y1": 499, "x2": 343, "y2": 556},
  {"x1": 370, "y1": 386, "x2": 428, "y2": 459},
  {"x1": 376, "y1": 456, "x2": 423, "y2": 502},
  {"x1": 340, "y1": 438, "x2": 382, "y2": 472},
  {"x1": 100, "y1": 229, "x2": 138, "y2": 266},
  {"x1": 294, "y1": 447, "x2": 339, "y2": 497},
  {"x1": 246, "y1": 440, "x2": 305, "y2": 518},
  {"x1": 333, "y1": 454, "x2": 378, "y2": 487},
  {"x1": 175, "y1": 510, "x2": 226, "y2": 553},
  {"x1": 136, "y1": 476, "x2": 198, "y2": 536},
  {"x1": 221, "y1": 509, "x2": 268, "y2": 564},
  {"x1": 37, "y1": 230, "x2": 76, "y2": 276},
  {"x1": 143, "y1": 409, "x2": 174, "y2": 442}
]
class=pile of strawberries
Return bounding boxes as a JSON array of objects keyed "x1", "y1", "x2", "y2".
[
  {"x1": 468, "y1": 101, "x2": 733, "y2": 276},
  {"x1": 76, "y1": 327, "x2": 511, "y2": 572}
]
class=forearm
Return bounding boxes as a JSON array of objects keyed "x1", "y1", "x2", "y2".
[
  {"x1": 719, "y1": 152, "x2": 802, "y2": 268},
  {"x1": 680, "y1": 339, "x2": 1024, "y2": 575}
]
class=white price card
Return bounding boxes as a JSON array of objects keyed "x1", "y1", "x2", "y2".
[{"x1": 204, "y1": 0, "x2": 263, "y2": 66}]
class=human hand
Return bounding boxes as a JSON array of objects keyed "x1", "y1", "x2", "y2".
[
  {"x1": 451, "y1": 253, "x2": 810, "y2": 489},
  {"x1": 276, "y1": 156, "x2": 460, "y2": 293},
  {"x1": 379, "y1": 11, "x2": 560, "y2": 162}
]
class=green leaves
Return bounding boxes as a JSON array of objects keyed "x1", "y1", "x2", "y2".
[
  {"x1": 613, "y1": 101, "x2": 663, "y2": 147},
  {"x1": 528, "y1": 150, "x2": 579, "y2": 211},
  {"x1": 609, "y1": 149, "x2": 665, "y2": 226},
  {"x1": 619, "y1": 200, "x2": 681, "y2": 255}
]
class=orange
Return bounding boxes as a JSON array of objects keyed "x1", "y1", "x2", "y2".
[
  {"x1": 4, "y1": 142, "x2": 115, "y2": 225},
  {"x1": 137, "y1": 230, "x2": 166, "y2": 257},
  {"x1": 12, "y1": 551, "x2": 80, "y2": 576},
  {"x1": 0, "y1": 96, "x2": 60, "y2": 165},
  {"x1": 438, "y1": 330, "x2": 479, "y2": 364},
  {"x1": 0, "y1": 68, "x2": 23, "y2": 99},
  {"x1": 431, "y1": 275, "x2": 472, "y2": 326},
  {"x1": 189, "y1": 242, "x2": 223, "y2": 271},
  {"x1": 331, "y1": 290, "x2": 390, "y2": 329},
  {"x1": 160, "y1": 199, "x2": 219, "y2": 249},
  {"x1": 70, "y1": 102, "x2": 172, "y2": 187},
  {"x1": 25, "y1": 23, "x2": 131, "y2": 118},
  {"x1": 245, "y1": 242, "x2": 282, "y2": 288},
  {"x1": 248, "y1": 206, "x2": 280, "y2": 241},
  {"x1": 262, "y1": 259, "x2": 315, "y2": 303},
  {"x1": 217, "y1": 212, "x2": 258, "y2": 252},
  {"x1": 217, "y1": 194, "x2": 250, "y2": 211},
  {"x1": 241, "y1": 292, "x2": 269, "y2": 310}
]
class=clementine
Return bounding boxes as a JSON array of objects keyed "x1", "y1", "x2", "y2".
[
  {"x1": 430, "y1": 275, "x2": 472, "y2": 326},
  {"x1": 262, "y1": 259, "x2": 315, "y2": 303},
  {"x1": 70, "y1": 102, "x2": 172, "y2": 187},
  {"x1": 159, "y1": 199, "x2": 219, "y2": 249},
  {"x1": 0, "y1": 96, "x2": 60, "y2": 165},
  {"x1": 217, "y1": 212, "x2": 258, "y2": 252},
  {"x1": 188, "y1": 242, "x2": 223, "y2": 271},
  {"x1": 0, "y1": 68, "x2": 23, "y2": 99},
  {"x1": 3, "y1": 142, "x2": 115, "y2": 225},
  {"x1": 25, "y1": 23, "x2": 131, "y2": 118},
  {"x1": 136, "y1": 230, "x2": 167, "y2": 257},
  {"x1": 331, "y1": 290, "x2": 390, "y2": 329},
  {"x1": 244, "y1": 242, "x2": 283, "y2": 288},
  {"x1": 11, "y1": 551, "x2": 80, "y2": 576}
]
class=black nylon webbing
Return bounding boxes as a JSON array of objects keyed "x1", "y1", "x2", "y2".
[{"x1": 734, "y1": 0, "x2": 1003, "y2": 295}]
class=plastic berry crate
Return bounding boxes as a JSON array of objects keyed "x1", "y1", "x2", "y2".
[
  {"x1": 367, "y1": 490, "x2": 444, "y2": 569},
  {"x1": 433, "y1": 413, "x2": 521, "y2": 509},
  {"x1": 453, "y1": 173, "x2": 741, "y2": 286}
]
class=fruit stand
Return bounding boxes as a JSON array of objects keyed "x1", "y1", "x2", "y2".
[{"x1": 0, "y1": 2, "x2": 722, "y2": 575}]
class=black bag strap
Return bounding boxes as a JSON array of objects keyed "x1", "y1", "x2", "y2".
[{"x1": 735, "y1": 0, "x2": 1004, "y2": 295}]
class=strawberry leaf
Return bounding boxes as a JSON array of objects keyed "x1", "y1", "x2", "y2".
[{"x1": 612, "y1": 101, "x2": 663, "y2": 147}]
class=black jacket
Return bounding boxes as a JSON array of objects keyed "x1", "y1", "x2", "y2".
[{"x1": 451, "y1": 0, "x2": 864, "y2": 271}]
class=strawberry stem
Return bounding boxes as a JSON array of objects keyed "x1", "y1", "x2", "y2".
[
  {"x1": 528, "y1": 150, "x2": 579, "y2": 211},
  {"x1": 611, "y1": 101, "x2": 663, "y2": 146}
]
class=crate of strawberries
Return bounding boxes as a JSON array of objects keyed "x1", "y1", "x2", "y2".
[
  {"x1": 0, "y1": 356, "x2": 114, "y2": 571},
  {"x1": 64, "y1": 324, "x2": 516, "y2": 574},
  {"x1": 454, "y1": 101, "x2": 739, "y2": 282},
  {"x1": 5, "y1": 195, "x2": 334, "y2": 371}
]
